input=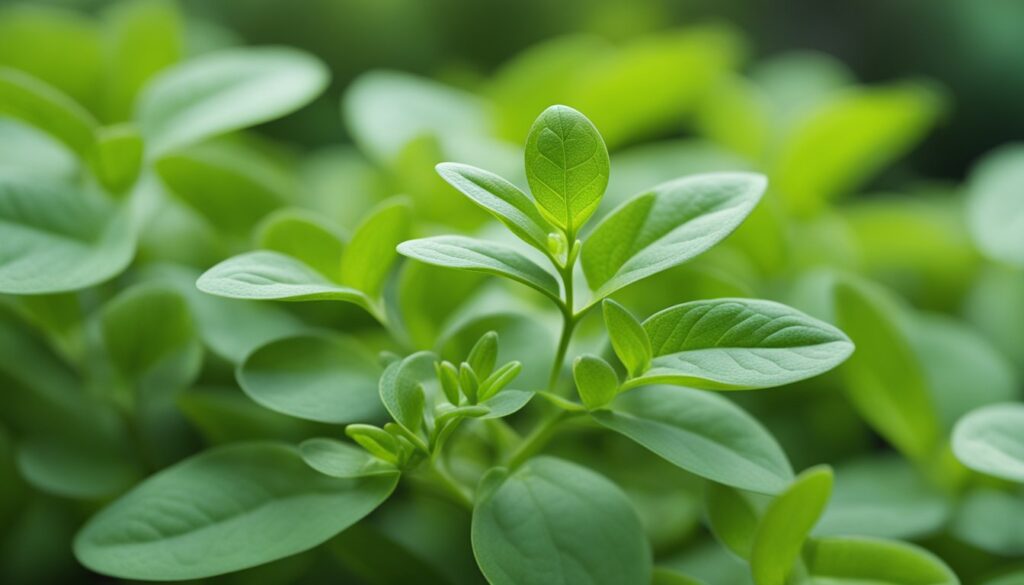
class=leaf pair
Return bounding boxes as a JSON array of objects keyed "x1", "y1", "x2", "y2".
[{"x1": 197, "y1": 199, "x2": 411, "y2": 322}]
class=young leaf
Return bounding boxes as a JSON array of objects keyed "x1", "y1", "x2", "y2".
[
  {"x1": 237, "y1": 333, "x2": 383, "y2": 424},
  {"x1": 478, "y1": 389, "x2": 535, "y2": 419},
  {"x1": 256, "y1": 208, "x2": 345, "y2": 279},
  {"x1": 90, "y1": 125, "x2": 143, "y2": 194},
  {"x1": 967, "y1": 145, "x2": 1024, "y2": 268},
  {"x1": 436, "y1": 162, "x2": 554, "y2": 252},
  {"x1": 705, "y1": 482, "x2": 764, "y2": 559},
  {"x1": 379, "y1": 352, "x2": 433, "y2": 435},
  {"x1": 581, "y1": 173, "x2": 766, "y2": 300},
  {"x1": 398, "y1": 236, "x2": 560, "y2": 301},
  {"x1": 299, "y1": 438, "x2": 397, "y2": 478},
  {"x1": 339, "y1": 198, "x2": 411, "y2": 299},
  {"x1": 137, "y1": 47, "x2": 329, "y2": 156},
  {"x1": 0, "y1": 173, "x2": 136, "y2": 294},
  {"x1": 466, "y1": 331, "x2": 499, "y2": 379},
  {"x1": 802, "y1": 536, "x2": 959, "y2": 585},
  {"x1": 592, "y1": 386, "x2": 793, "y2": 494},
  {"x1": 197, "y1": 251, "x2": 375, "y2": 312},
  {"x1": 573, "y1": 354, "x2": 619, "y2": 410},
  {"x1": 952, "y1": 403, "x2": 1024, "y2": 483},
  {"x1": 751, "y1": 465, "x2": 834, "y2": 585},
  {"x1": 73, "y1": 442, "x2": 398, "y2": 580},
  {"x1": 629, "y1": 298, "x2": 853, "y2": 390},
  {"x1": 472, "y1": 457, "x2": 651, "y2": 585},
  {"x1": 346, "y1": 425, "x2": 401, "y2": 465},
  {"x1": 0, "y1": 66, "x2": 97, "y2": 158},
  {"x1": 602, "y1": 299, "x2": 651, "y2": 377},
  {"x1": 478, "y1": 361, "x2": 522, "y2": 402},
  {"x1": 524, "y1": 105, "x2": 610, "y2": 235},
  {"x1": 833, "y1": 277, "x2": 940, "y2": 460},
  {"x1": 652, "y1": 568, "x2": 707, "y2": 585}
]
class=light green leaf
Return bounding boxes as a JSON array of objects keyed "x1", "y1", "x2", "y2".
[
  {"x1": 0, "y1": 65, "x2": 97, "y2": 158},
  {"x1": 73, "y1": 442, "x2": 398, "y2": 580},
  {"x1": 237, "y1": 333, "x2": 383, "y2": 424},
  {"x1": 479, "y1": 389, "x2": 534, "y2": 419},
  {"x1": 256, "y1": 208, "x2": 345, "y2": 279},
  {"x1": 466, "y1": 331, "x2": 499, "y2": 379},
  {"x1": 339, "y1": 198, "x2": 411, "y2": 299},
  {"x1": 573, "y1": 354, "x2": 619, "y2": 410},
  {"x1": 379, "y1": 352, "x2": 433, "y2": 435},
  {"x1": 652, "y1": 567, "x2": 707, "y2": 585},
  {"x1": 802, "y1": 536, "x2": 959, "y2": 585},
  {"x1": 299, "y1": 438, "x2": 397, "y2": 478},
  {"x1": 0, "y1": 172, "x2": 135, "y2": 294},
  {"x1": 100, "y1": 283, "x2": 201, "y2": 397},
  {"x1": 630, "y1": 298, "x2": 853, "y2": 390},
  {"x1": 581, "y1": 173, "x2": 766, "y2": 300},
  {"x1": 436, "y1": 162, "x2": 554, "y2": 252},
  {"x1": 602, "y1": 299, "x2": 651, "y2": 378},
  {"x1": 950, "y1": 487, "x2": 1024, "y2": 556},
  {"x1": 751, "y1": 465, "x2": 833, "y2": 585},
  {"x1": 592, "y1": 386, "x2": 793, "y2": 494},
  {"x1": 705, "y1": 482, "x2": 764, "y2": 560},
  {"x1": 952, "y1": 403, "x2": 1024, "y2": 483},
  {"x1": 967, "y1": 144, "x2": 1024, "y2": 267},
  {"x1": 138, "y1": 47, "x2": 329, "y2": 156},
  {"x1": 90, "y1": 125, "x2": 143, "y2": 194},
  {"x1": 833, "y1": 277, "x2": 940, "y2": 460},
  {"x1": 815, "y1": 455, "x2": 949, "y2": 540},
  {"x1": 524, "y1": 105, "x2": 609, "y2": 235},
  {"x1": 155, "y1": 144, "x2": 291, "y2": 238},
  {"x1": 773, "y1": 83, "x2": 944, "y2": 217},
  {"x1": 398, "y1": 236, "x2": 560, "y2": 301},
  {"x1": 0, "y1": 119, "x2": 77, "y2": 177},
  {"x1": 472, "y1": 457, "x2": 651, "y2": 585},
  {"x1": 965, "y1": 265, "x2": 1024, "y2": 377},
  {"x1": 196, "y1": 251, "x2": 375, "y2": 312}
]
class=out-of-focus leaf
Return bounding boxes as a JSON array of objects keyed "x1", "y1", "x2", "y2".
[
  {"x1": 338, "y1": 198, "x2": 411, "y2": 300},
  {"x1": 965, "y1": 265, "x2": 1024, "y2": 376},
  {"x1": 705, "y1": 482, "x2": 765, "y2": 559},
  {"x1": 299, "y1": 438, "x2": 397, "y2": 478},
  {"x1": 802, "y1": 536, "x2": 959, "y2": 584},
  {"x1": 256, "y1": 208, "x2": 345, "y2": 279},
  {"x1": 967, "y1": 144, "x2": 1024, "y2": 267},
  {"x1": 952, "y1": 403, "x2": 1024, "y2": 483},
  {"x1": 0, "y1": 67, "x2": 97, "y2": 158}
]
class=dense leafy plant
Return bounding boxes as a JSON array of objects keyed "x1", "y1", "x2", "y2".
[{"x1": 1, "y1": 3, "x2": 1022, "y2": 584}]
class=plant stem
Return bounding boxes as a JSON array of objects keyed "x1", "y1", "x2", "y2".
[
  {"x1": 427, "y1": 460, "x2": 474, "y2": 511},
  {"x1": 506, "y1": 410, "x2": 573, "y2": 470}
]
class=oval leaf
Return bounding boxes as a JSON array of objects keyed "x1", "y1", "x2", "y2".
[
  {"x1": 237, "y1": 333, "x2": 383, "y2": 424},
  {"x1": 592, "y1": 385, "x2": 793, "y2": 494},
  {"x1": 74, "y1": 442, "x2": 398, "y2": 580},
  {"x1": 339, "y1": 199, "x2": 411, "y2": 299},
  {"x1": 968, "y1": 145, "x2": 1024, "y2": 267},
  {"x1": 398, "y1": 236, "x2": 560, "y2": 301},
  {"x1": 299, "y1": 438, "x2": 397, "y2": 478},
  {"x1": 581, "y1": 172, "x2": 766, "y2": 299},
  {"x1": 952, "y1": 403, "x2": 1024, "y2": 484},
  {"x1": 631, "y1": 298, "x2": 853, "y2": 390},
  {"x1": 602, "y1": 299, "x2": 652, "y2": 378},
  {"x1": 472, "y1": 457, "x2": 651, "y2": 585},
  {"x1": 138, "y1": 47, "x2": 328, "y2": 156},
  {"x1": 524, "y1": 105, "x2": 610, "y2": 235},
  {"x1": 803, "y1": 536, "x2": 959, "y2": 585}
]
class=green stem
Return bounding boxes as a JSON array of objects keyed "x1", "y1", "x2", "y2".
[
  {"x1": 506, "y1": 410, "x2": 572, "y2": 470},
  {"x1": 427, "y1": 460, "x2": 474, "y2": 511}
]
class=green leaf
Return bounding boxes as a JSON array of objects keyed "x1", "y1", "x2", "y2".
[
  {"x1": 379, "y1": 352, "x2": 433, "y2": 435},
  {"x1": 345, "y1": 425, "x2": 401, "y2": 465},
  {"x1": 73, "y1": 442, "x2": 398, "y2": 580},
  {"x1": 773, "y1": 83, "x2": 944, "y2": 217},
  {"x1": 950, "y1": 487, "x2": 1024, "y2": 556},
  {"x1": 472, "y1": 457, "x2": 651, "y2": 585},
  {"x1": 592, "y1": 386, "x2": 793, "y2": 494},
  {"x1": 704, "y1": 482, "x2": 764, "y2": 560},
  {"x1": 751, "y1": 465, "x2": 833, "y2": 585},
  {"x1": 0, "y1": 66, "x2": 97, "y2": 158},
  {"x1": 0, "y1": 172, "x2": 135, "y2": 294},
  {"x1": 398, "y1": 236, "x2": 560, "y2": 301},
  {"x1": 90, "y1": 125, "x2": 143, "y2": 194},
  {"x1": 967, "y1": 144, "x2": 1024, "y2": 267},
  {"x1": 652, "y1": 568, "x2": 707, "y2": 585},
  {"x1": 602, "y1": 299, "x2": 652, "y2": 377},
  {"x1": 100, "y1": 283, "x2": 201, "y2": 397},
  {"x1": 299, "y1": 438, "x2": 397, "y2": 478},
  {"x1": 629, "y1": 298, "x2": 853, "y2": 390},
  {"x1": 196, "y1": 251, "x2": 375, "y2": 313},
  {"x1": 524, "y1": 105, "x2": 610, "y2": 235},
  {"x1": 802, "y1": 536, "x2": 959, "y2": 585},
  {"x1": 138, "y1": 47, "x2": 329, "y2": 156},
  {"x1": 814, "y1": 455, "x2": 949, "y2": 540},
  {"x1": 952, "y1": 403, "x2": 1024, "y2": 483},
  {"x1": 339, "y1": 198, "x2": 411, "y2": 299},
  {"x1": 436, "y1": 162, "x2": 554, "y2": 252},
  {"x1": 256, "y1": 208, "x2": 345, "y2": 279},
  {"x1": 981, "y1": 571, "x2": 1024, "y2": 585},
  {"x1": 478, "y1": 389, "x2": 534, "y2": 419},
  {"x1": 466, "y1": 331, "x2": 499, "y2": 379},
  {"x1": 833, "y1": 277, "x2": 940, "y2": 460},
  {"x1": 15, "y1": 436, "x2": 140, "y2": 501},
  {"x1": 573, "y1": 354, "x2": 619, "y2": 410},
  {"x1": 581, "y1": 173, "x2": 766, "y2": 299},
  {"x1": 237, "y1": 333, "x2": 383, "y2": 424}
]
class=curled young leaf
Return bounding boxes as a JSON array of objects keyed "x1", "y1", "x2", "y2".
[
  {"x1": 629, "y1": 298, "x2": 853, "y2": 390},
  {"x1": 581, "y1": 173, "x2": 766, "y2": 300},
  {"x1": 379, "y1": 352, "x2": 433, "y2": 435},
  {"x1": 524, "y1": 105, "x2": 610, "y2": 235}
]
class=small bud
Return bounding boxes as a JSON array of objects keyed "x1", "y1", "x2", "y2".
[
  {"x1": 436, "y1": 361, "x2": 461, "y2": 404},
  {"x1": 478, "y1": 361, "x2": 522, "y2": 401},
  {"x1": 547, "y1": 231, "x2": 567, "y2": 258},
  {"x1": 346, "y1": 424, "x2": 400, "y2": 465},
  {"x1": 459, "y1": 362, "x2": 479, "y2": 404},
  {"x1": 467, "y1": 331, "x2": 499, "y2": 378}
]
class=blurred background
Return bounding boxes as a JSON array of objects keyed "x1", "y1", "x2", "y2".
[{"x1": 1, "y1": 0, "x2": 1023, "y2": 583}]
